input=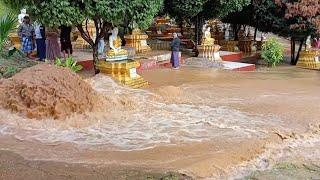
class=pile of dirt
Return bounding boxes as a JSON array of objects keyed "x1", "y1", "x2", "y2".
[{"x1": 0, "y1": 64, "x2": 101, "y2": 119}]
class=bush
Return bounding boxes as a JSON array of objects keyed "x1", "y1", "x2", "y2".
[
  {"x1": 0, "y1": 12, "x2": 16, "y2": 52},
  {"x1": 261, "y1": 38, "x2": 284, "y2": 67},
  {"x1": 0, "y1": 55, "x2": 37, "y2": 78},
  {"x1": 55, "y1": 57, "x2": 83, "y2": 72}
]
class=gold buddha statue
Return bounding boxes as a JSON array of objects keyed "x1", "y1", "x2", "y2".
[
  {"x1": 198, "y1": 26, "x2": 221, "y2": 61},
  {"x1": 106, "y1": 27, "x2": 128, "y2": 61},
  {"x1": 201, "y1": 27, "x2": 215, "y2": 46}
]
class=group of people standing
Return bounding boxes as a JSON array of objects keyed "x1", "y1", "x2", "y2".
[
  {"x1": 18, "y1": 14, "x2": 181, "y2": 69},
  {"x1": 18, "y1": 16, "x2": 73, "y2": 61}
]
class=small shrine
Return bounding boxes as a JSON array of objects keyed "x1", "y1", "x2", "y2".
[
  {"x1": 124, "y1": 28, "x2": 151, "y2": 54},
  {"x1": 98, "y1": 27, "x2": 148, "y2": 88},
  {"x1": 197, "y1": 27, "x2": 222, "y2": 61},
  {"x1": 296, "y1": 37, "x2": 320, "y2": 70},
  {"x1": 147, "y1": 16, "x2": 182, "y2": 50}
]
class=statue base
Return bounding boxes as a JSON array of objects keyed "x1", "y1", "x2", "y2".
[
  {"x1": 197, "y1": 44, "x2": 222, "y2": 61},
  {"x1": 105, "y1": 55, "x2": 128, "y2": 62},
  {"x1": 97, "y1": 60, "x2": 148, "y2": 88},
  {"x1": 296, "y1": 50, "x2": 320, "y2": 70},
  {"x1": 185, "y1": 57, "x2": 224, "y2": 69}
]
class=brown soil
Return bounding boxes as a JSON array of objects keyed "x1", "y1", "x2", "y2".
[{"x1": 0, "y1": 64, "x2": 101, "y2": 119}]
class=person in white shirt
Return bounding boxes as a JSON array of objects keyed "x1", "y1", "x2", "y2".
[{"x1": 34, "y1": 22, "x2": 46, "y2": 61}]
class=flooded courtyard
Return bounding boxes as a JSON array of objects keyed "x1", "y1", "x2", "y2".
[{"x1": 0, "y1": 66, "x2": 319, "y2": 179}]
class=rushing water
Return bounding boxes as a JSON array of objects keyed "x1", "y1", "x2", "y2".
[
  {"x1": 0, "y1": 69, "x2": 319, "y2": 178},
  {"x1": 0, "y1": 75, "x2": 287, "y2": 151}
]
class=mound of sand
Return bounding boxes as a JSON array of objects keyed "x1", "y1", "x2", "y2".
[{"x1": 0, "y1": 64, "x2": 101, "y2": 119}]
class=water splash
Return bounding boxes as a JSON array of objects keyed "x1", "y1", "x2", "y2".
[{"x1": 0, "y1": 75, "x2": 285, "y2": 151}]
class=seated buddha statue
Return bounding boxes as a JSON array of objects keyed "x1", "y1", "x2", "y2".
[
  {"x1": 106, "y1": 27, "x2": 128, "y2": 61},
  {"x1": 201, "y1": 27, "x2": 215, "y2": 46}
]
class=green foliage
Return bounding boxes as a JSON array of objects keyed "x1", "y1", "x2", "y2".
[
  {"x1": 3, "y1": 0, "x2": 163, "y2": 30},
  {"x1": 164, "y1": 0, "x2": 205, "y2": 20},
  {"x1": 55, "y1": 57, "x2": 83, "y2": 72},
  {"x1": 4, "y1": 0, "x2": 163, "y2": 66},
  {"x1": 0, "y1": 12, "x2": 16, "y2": 52},
  {"x1": 253, "y1": 0, "x2": 288, "y2": 36},
  {"x1": 209, "y1": 0, "x2": 252, "y2": 18},
  {"x1": 1, "y1": 66, "x2": 17, "y2": 78},
  {"x1": 163, "y1": 0, "x2": 250, "y2": 28},
  {"x1": 261, "y1": 38, "x2": 284, "y2": 67},
  {"x1": 222, "y1": 4, "x2": 253, "y2": 25},
  {"x1": 0, "y1": 1, "x2": 6, "y2": 15},
  {"x1": 0, "y1": 52, "x2": 36, "y2": 78}
]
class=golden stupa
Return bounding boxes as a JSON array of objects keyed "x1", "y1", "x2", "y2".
[{"x1": 124, "y1": 28, "x2": 151, "y2": 54}]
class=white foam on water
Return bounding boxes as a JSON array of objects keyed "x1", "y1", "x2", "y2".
[
  {"x1": 0, "y1": 75, "x2": 285, "y2": 151},
  {"x1": 219, "y1": 125, "x2": 320, "y2": 179}
]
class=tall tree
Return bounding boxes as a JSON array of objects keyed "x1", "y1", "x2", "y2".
[
  {"x1": 254, "y1": 0, "x2": 319, "y2": 65},
  {"x1": 3, "y1": 0, "x2": 163, "y2": 73},
  {"x1": 222, "y1": 3, "x2": 254, "y2": 40},
  {"x1": 278, "y1": 0, "x2": 319, "y2": 34},
  {"x1": 163, "y1": 0, "x2": 251, "y2": 44}
]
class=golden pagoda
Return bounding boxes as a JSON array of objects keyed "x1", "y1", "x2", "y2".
[
  {"x1": 74, "y1": 20, "x2": 96, "y2": 49},
  {"x1": 296, "y1": 37, "x2": 320, "y2": 70},
  {"x1": 296, "y1": 50, "x2": 320, "y2": 70},
  {"x1": 124, "y1": 28, "x2": 151, "y2": 54},
  {"x1": 97, "y1": 60, "x2": 148, "y2": 88}
]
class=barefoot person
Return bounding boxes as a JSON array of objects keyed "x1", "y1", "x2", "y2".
[
  {"x1": 170, "y1": 32, "x2": 181, "y2": 69},
  {"x1": 18, "y1": 16, "x2": 34, "y2": 58}
]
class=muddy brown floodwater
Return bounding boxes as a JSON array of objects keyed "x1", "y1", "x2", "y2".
[{"x1": 0, "y1": 65, "x2": 319, "y2": 179}]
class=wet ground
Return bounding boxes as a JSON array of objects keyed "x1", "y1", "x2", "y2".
[{"x1": 0, "y1": 65, "x2": 319, "y2": 179}]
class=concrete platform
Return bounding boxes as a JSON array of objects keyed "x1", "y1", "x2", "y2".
[
  {"x1": 220, "y1": 51, "x2": 243, "y2": 62},
  {"x1": 74, "y1": 50, "x2": 182, "y2": 71},
  {"x1": 223, "y1": 61, "x2": 256, "y2": 71},
  {"x1": 136, "y1": 51, "x2": 183, "y2": 71},
  {"x1": 74, "y1": 50, "x2": 253, "y2": 72},
  {"x1": 184, "y1": 57, "x2": 255, "y2": 71}
]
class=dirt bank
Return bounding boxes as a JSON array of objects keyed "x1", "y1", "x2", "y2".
[{"x1": 0, "y1": 64, "x2": 101, "y2": 119}]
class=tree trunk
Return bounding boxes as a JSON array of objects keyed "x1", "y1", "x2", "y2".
[
  {"x1": 254, "y1": 27, "x2": 258, "y2": 41},
  {"x1": 92, "y1": 44, "x2": 99, "y2": 74},
  {"x1": 233, "y1": 24, "x2": 241, "y2": 41},
  {"x1": 194, "y1": 15, "x2": 204, "y2": 45},
  {"x1": 294, "y1": 38, "x2": 304, "y2": 65},
  {"x1": 233, "y1": 24, "x2": 237, "y2": 40},
  {"x1": 179, "y1": 20, "x2": 184, "y2": 35},
  {"x1": 290, "y1": 37, "x2": 295, "y2": 65},
  {"x1": 195, "y1": 15, "x2": 199, "y2": 45},
  {"x1": 77, "y1": 19, "x2": 112, "y2": 75}
]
